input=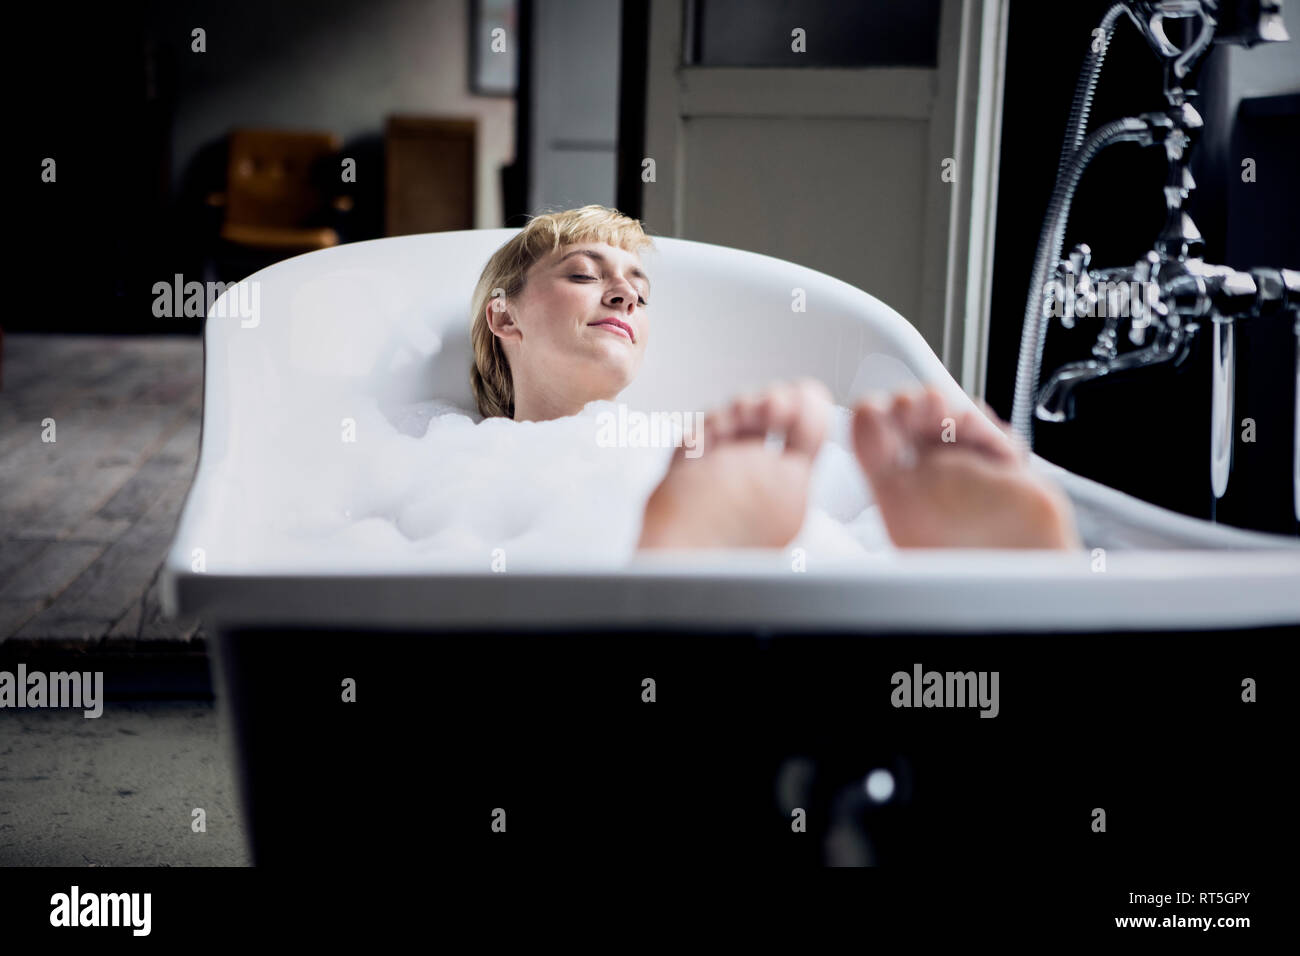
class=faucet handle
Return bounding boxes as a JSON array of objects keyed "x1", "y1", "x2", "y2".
[
  {"x1": 1068, "y1": 243, "x2": 1092, "y2": 277},
  {"x1": 1130, "y1": 251, "x2": 1162, "y2": 343},
  {"x1": 1067, "y1": 245, "x2": 1098, "y2": 320},
  {"x1": 1134, "y1": 250, "x2": 1160, "y2": 282},
  {"x1": 1044, "y1": 272, "x2": 1070, "y2": 328}
]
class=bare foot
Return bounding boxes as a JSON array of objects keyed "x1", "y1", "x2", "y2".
[
  {"x1": 850, "y1": 386, "x2": 1080, "y2": 549},
  {"x1": 638, "y1": 379, "x2": 832, "y2": 548}
]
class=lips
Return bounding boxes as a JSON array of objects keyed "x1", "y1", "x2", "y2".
[{"x1": 589, "y1": 317, "x2": 635, "y2": 342}]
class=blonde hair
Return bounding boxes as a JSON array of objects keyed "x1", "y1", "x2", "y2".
[{"x1": 470, "y1": 205, "x2": 655, "y2": 419}]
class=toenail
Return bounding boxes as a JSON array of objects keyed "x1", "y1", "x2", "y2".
[{"x1": 856, "y1": 393, "x2": 886, "y2": 415}]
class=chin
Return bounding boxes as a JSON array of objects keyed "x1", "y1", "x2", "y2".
[
  {"x1": 587, "y1": 355, "x2": 639, "y2": 394},
  {"x1": 594, "y1": 371, "x2": 635, "y2": 399}
]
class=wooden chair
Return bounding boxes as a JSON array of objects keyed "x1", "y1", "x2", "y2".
[{"x1": 207, "y1": 128, "x2": 353, "y2": 252}]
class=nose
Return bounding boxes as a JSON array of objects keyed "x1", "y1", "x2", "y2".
[{"x1": 603, "y1": 277, "x2": 640, "y2": 312}]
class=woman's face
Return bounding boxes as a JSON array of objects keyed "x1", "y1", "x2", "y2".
[{"x1": 489, "y1": 241, "x2": 650, "y2": 417}]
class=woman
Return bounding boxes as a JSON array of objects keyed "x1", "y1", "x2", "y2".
[{"x1": 470, "y1": 205, "x2": 1079, "y2": 551}]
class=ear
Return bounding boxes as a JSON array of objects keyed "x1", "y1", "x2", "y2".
[{"x1": 485, "y1": 296, "x2": 521, "y2": 342}]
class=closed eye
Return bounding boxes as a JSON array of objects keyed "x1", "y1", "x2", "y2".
[{"x1": 572, "y1": 273, "x2": 648, "y2": 306}]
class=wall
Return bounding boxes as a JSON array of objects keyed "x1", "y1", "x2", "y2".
[
  {"x1": 1226, "y1": 0, "x2": 1300, "y2": 99},
  {"x1": 149, "y1": 0, "x2": 516, "y2": 228}
]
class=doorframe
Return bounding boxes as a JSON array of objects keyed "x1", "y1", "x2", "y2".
[{"x1": 941, "y1": 0, "x2": 1011, "y2": 400}]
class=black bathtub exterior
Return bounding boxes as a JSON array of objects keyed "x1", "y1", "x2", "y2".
[{"x1": 211, "y1": 622, "x2": 1288, "y2": 868}]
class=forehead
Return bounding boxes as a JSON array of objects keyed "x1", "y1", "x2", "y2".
[{"x1": 550, "y1": 243, "x2": 649, "y2": 285}]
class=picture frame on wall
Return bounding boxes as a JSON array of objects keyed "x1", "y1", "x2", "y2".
[{"x1": 469, "y1": 0, "x2": 519, "y2": 96}]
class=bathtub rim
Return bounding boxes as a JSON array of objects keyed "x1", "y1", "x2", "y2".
[{"x1": 161, "y1": 545, "x2": 1300, "y2": 634}]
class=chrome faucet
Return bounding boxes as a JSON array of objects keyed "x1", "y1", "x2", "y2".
[
  {"x1": 1010, "y1": 0, "x2": 1298, "y2": 512},
  {"x1": 1035, "y1": 247, "x2": 1186, "y2": 422}
]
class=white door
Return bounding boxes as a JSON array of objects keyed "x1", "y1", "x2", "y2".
[{"x1": 640, "y1": 0, "x2": 1009, "y2": 396}]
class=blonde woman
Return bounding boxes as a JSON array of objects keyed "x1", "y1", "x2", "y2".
[{"x1": 470, "y1": 205, "x2": 1079, "y2": 551}]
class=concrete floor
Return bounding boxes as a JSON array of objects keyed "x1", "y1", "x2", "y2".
[
  {"x1": 0, "y1": 334, "x2": 204, "y2": 645},
  {"x1": 0, "y1": 335, "x2": 244, "y2": 865},
  {"x1": 0, "y1": 700, "x2": 249, "y2": 865}
]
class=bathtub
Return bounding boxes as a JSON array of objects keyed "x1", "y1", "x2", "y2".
[{"x1": 161, "y1": 229, "x2": 1299, "y2": 867}]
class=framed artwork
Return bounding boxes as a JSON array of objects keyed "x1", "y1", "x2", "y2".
[{"x1": 469, "y1": 0, "x2": 519, "y2": 96}]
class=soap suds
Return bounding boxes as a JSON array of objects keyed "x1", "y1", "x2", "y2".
[{"x1": 223, "y1": 397, "x2": 890, "y2": 572}]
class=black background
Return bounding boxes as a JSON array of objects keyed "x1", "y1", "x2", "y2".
[{"x1": 986, "y1": 2, "x2": 1299, "y2": 535}]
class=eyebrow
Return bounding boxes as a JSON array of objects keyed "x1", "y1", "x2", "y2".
[{"x1": 558, "y1": 248, "x2": 650, "y2": 291}]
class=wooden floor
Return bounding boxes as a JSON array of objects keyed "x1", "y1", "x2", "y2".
[{"x1": 0, "y1": 335, "x2": 205, "y2": 648}]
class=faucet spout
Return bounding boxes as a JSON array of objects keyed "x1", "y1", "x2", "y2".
[
  {"x1": 1034, "y1": 360, "x2": 1110, "y2": 423},
  {"x1": 1034, "y1": 325, "x2": 1193, "y2": 423}
]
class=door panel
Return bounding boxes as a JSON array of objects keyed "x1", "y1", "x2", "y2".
[
  {"x1": 681, "y1": 116, "x2": 929, "y2": 323},
  {"x1": 640, "y1": 0, "x2": 1009, "y2": 389}
]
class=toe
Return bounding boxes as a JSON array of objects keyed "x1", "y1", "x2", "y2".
[
  {"x1": 851, "y1": 397, "x2": 901, "y2": 479},
  {"x1": 755, "y1": 382, "x2": 798, "y2": 436},
  {"x1": 914, "y1": 386, "x2": 948, "y2": 445},
  {"x1": 704, "y1": 405, "x2": 737, "y2": 446},
  {"x1": 890, "y1": 392, "x2": 914, "y2": 427},
  {"x1": 783, "y1": 379, "x2": 831, "y2": 457},
  {"x1": 794, "y1": 377, "x2": 833, "y2": 406},
  {"x1": 729, "y1": 391, "x2": 765, "y2": 436},
  {"x1": 885, "y1": 393, "x2": 922, "y2": 468},
  {"x1": 955, "y1": 405, "x2": 1022, "y2": 464}
]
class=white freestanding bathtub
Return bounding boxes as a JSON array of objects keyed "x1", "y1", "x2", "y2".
[
  {"x1": 159, "y1": 229, "x2": 1298, "y2": 868},
  {"x1": 161, "y1": 229, "x2": 1299, "y2": 636}
]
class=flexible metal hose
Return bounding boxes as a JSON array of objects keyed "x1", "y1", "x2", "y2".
[{"x1": 1009, "y1": 2, "x2": 1130, "y2": 444}]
